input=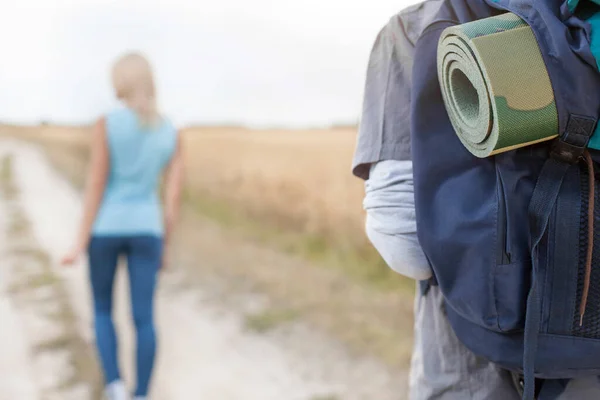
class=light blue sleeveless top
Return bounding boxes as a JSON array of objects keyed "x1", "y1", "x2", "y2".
[{"x1": 92, "y1": 107, "x2": 177, "y2": 237}]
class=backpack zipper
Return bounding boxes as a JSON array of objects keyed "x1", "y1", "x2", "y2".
[
  {"x1": 497, "y1": 168, "x2": 511, "y2": 265},
  {"x1": 579, "y1": 151, "x2": 595, "y2": 325}
]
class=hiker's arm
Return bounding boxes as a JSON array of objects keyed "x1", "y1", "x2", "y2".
[
  {"x1": 353, "y1": 16, "x2": 431, "y2": 279},
  {"x1": 62, "y1": 118, "x2": 109, "y2": 265},
  {"x1": 163, "y1": 131, "x2": 184, "y2": 244},
  {"x1": 364, "y1": 160, "x2": 431, "y2": 280}
]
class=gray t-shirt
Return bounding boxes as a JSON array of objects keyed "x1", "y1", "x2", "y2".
[{"x1": 352, "y1": 0, "x2": 443, "y2": 180}]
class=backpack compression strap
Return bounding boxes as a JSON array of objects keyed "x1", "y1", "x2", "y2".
[{"x1": 523, "y1": 114, "x2": 596, "y2": 400}]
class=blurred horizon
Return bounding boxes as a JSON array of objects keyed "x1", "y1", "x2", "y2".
[
  {"x1": 0, "y1": 0, "x2": 421, "y2": 130},
  {"x1": 0, "y1": 119, "x2": 360, "y2": 131}
]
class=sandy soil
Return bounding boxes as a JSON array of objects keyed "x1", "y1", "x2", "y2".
[{"x1": 0, "y1": 139, "x2": 407, "y2": 400}]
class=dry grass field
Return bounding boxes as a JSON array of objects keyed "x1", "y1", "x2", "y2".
[{"x1": 183, "y1": 126, "x2": 364, "y2": 240}]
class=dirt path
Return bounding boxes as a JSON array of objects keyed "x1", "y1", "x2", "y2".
[{"x1": 0, "y1": 139, "x2": 407, "y2": 400}]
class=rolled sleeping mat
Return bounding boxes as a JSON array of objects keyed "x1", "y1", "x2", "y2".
[{"x1": 437, "y1": 12, "x2": 559, "y2": 158}]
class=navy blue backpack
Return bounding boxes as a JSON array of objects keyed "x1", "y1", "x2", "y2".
[{"x1": 411, "y1": 0, "x2": 600, "y2": 398}]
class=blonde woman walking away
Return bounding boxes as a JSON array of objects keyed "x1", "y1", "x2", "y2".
[{"x1": 61, "y1": 52, "x2": 184, "y2": 400}]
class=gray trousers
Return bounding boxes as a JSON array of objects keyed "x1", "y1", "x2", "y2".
[{"x1": 409, "y1": 284, "x2": 600, "y2": 400}]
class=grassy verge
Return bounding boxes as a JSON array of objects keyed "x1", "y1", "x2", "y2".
[{"x1": 184, "y1": 190, "x2": 414, "y2": 293}]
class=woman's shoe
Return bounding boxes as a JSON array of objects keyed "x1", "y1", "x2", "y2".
[{"x1": 105, "y1": 380, "x2": 129, "y2": 400}]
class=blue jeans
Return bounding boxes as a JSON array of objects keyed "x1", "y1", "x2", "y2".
[{"x1": 88, "y1": 235, "x2": 162, "y2": 397}]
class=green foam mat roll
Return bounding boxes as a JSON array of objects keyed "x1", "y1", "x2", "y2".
[{"x1": 437, "y1": 13, "x2": 559, "y2": 158}]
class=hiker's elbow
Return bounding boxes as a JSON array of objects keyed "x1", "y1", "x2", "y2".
[{"x1": 365, "y1": 218, "x2": 432, "y2": 281}]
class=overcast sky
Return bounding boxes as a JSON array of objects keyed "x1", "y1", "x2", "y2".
[{"x1": 0, "y1": 0, "x2": 420, "y2": 128}]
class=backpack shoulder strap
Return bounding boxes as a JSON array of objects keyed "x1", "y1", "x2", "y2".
[{"x1": 523, "y1": 114, "x2": 596, "y2": 400}]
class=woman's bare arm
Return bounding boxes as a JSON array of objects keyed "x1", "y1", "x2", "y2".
[
  {"x1": 163, "y1": 131, "x2": 185, "y2": 244},
  {"x1": 62, "y1": 118, "x2": 109, "y2": 265}
]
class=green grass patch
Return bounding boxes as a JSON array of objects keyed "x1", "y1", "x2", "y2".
[
  {"x1": 8, "y1": 244, "x2": 51, "y2": 265},
  {"x1": 0, "y1": 155, "x2": 12, "y2": 183},
  {"x1": 9, "y1": 270, "x2": 58, "y2": 294},
  {"x1": 244, "y1": 308, "x2": 300, "y2": 333},
  {"x1": 0, "y1": 155, "x2": 17, "y2": 199},
  {"x1": 33, "y1": 334, "x2": 75, "y2": 355}
]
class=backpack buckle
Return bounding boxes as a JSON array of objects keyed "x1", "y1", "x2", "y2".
[
  {"x1": 550, "y1": 114, "x2": 596, "y2": 164},
  {"x1": 551, "y1": 139, "x2": 587, "y2": 164}
]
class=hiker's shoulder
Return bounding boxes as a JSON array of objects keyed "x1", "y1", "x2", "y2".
[{"x1": 382, "y1": 0, "x2": 446, "y2": 46}]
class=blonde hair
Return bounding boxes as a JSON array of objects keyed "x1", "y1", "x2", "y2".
[{"x1": 112, "y1": 52, "x2": 159, "y2": 127}]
